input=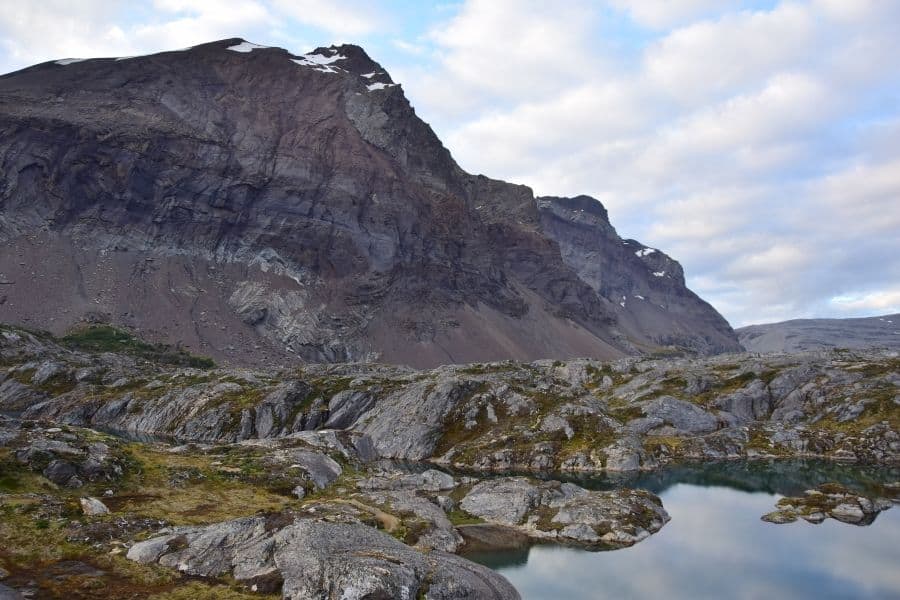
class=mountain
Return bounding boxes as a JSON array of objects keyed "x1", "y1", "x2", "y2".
[
  {"x1": 738, "y1": 313, "x2": 900, "y2": 353},
  {"x1": 0, "y1": 38, "x2": 740, "y2": 368}
]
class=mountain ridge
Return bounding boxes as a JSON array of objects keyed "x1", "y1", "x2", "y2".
[
  {"x1": 0, "y1": 38, "x2": 740, "y2": 367},
  {"x1": 738, "y1": 313, "x2": 900, "y2": 353}
]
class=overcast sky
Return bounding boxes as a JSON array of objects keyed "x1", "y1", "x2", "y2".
[{"x1": 2, "y1": 0, "x2": 898, "y2": 327}]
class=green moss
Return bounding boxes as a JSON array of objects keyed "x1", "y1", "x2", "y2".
[
  {"x1": 559, "y1": 417, "x2": 618, "y2": 457},
  {"x1": 642, "y1": 435, "x2": 684, "y2": 454},
  {"x1": 215, "y1": 386, "x2": 269, "y2": 411},
  {"x1": 432, "y1": 382, "x2": 493, "y2": 457},
  {"x1": 657, "y1": 376, "x2": 688, "y2": 396},
  {"x1": 149, "y1": 582, "x2": 280, "y2": 600},
  {"x1": 723, "y1": 372, "x2": 756, "y2": 389},
  {"x1": 61, "y1": 325, "x2": 215, "y2": 369},
  {"x1": 446, "y1": 508, "x2": 484, "y2": 526},
  {"x1": 457, "y1": 363, "x2": 516, "y2": 375},
  {"x1": 532, "y1": 505, "x2": 563, "y2": 532},
  {"x1": 9, "y1": 368, "x2": 36, "y2": 385}
]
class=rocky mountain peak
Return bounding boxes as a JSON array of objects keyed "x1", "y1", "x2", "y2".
[{"x1": 0, "y1": 38, "x2": 741, "y2": 367}]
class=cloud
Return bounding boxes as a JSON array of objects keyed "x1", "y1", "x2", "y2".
[
  {"x1": 404, "y1": 0, "x2": 603, "y2": 117},
  {"x1": 641, "y1": 3, "x2": 818, "y2": 105},
  {"x1": 270, "y1": 0, "x2": 386, "y2": 36},
  {"x1": 609, "y1": 0, "x2": 744, "y2": 29},
  {"x1": 830, "y1": 290, "x2": 900, "y2": 314},
  {"x1": 407, "y1": 0, "x2": 900, "y2": 326}
]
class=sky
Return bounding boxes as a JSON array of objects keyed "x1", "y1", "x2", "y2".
[{"x1": 1, "y1": 0, "x2": 899, "y2": 327}]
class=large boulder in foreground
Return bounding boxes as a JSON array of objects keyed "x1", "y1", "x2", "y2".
[{"x1": 127, "y1": 513, "x2": 519, "y2": 599}]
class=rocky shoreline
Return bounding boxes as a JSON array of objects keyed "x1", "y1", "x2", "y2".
[{"x1": 1, "y1": 323, "x2": 898, "y2": 598}]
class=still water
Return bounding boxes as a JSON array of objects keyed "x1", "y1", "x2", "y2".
[{"x1": 466, "y1": 461, "x2": 900, "y2": 600}]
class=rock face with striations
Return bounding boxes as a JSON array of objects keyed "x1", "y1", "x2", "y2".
[
  {"x1": 0, "y1": 38, "x2": 741, "y2": 368},
  {"x1": 127, "y1": 514, "x2": 520, "y2": 600}
]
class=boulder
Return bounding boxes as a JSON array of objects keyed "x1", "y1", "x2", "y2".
[
  {"x1": 80, "y1": 497, "x2": 110, "y2": 516},
  {"x1": 459, "y1": 477, "x2": 669, "y2": 549},
  {"x1": 127, "y1": 514, "x2": 519, "y2": 599}
]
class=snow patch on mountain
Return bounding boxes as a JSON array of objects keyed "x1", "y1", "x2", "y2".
[
  {"x1": 367, "y1": 82, "x2": 396, "y2": 91},
  {"x1": 227, "y1": 41, "x2": 269, "y2": 53},
  {"x1": 292, "y1": 51, "x2": 347, "y2": 74}
]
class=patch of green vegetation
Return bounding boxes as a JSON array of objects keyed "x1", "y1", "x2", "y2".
[
  {"x1": 307, "y1": 376, "x2": 354, "y2": 400},
  {"x1": 723, "y1": 371, "x2": 756, "y2": 389},
  {"x1": 61, "y1": 325, "x2": 215, "y2": 369},
  {"x1": 642, "y1": 435, "x2": 685, "y2": 455},
  {"x1": 457, "y1": 363, "x2": 516, "y2": 375},
  {"x1": 446, "y1": 508, "x2": 484, "y2": 526},
  {"x1": 558, "y1": 417, "x2": 618, "y2": 457},
  {"x1": 656, "y1": 376, "x2": 687, "y2": 396},
  {"x1": 6, "y1": 367, "x2": 76, "y2": 395},
  {"x1": 584, "y1": 363, "x2": 631, "y2": 391},
  {"x1": 113, "y1": 444, "x2": 298, "y2": 525},
  {"x1": 432, "y1": 382, "x2": 493, "y2": 458},
  {"x1": 606, "y1": 396, "x2": 645, "y2": 424},
  {"x1": 149, "y1": 582, "x2": 280, "y2": 600},
  {"x1": 847, "y1": 357, "x2": 900, "y2": 378},
  {"x1": 214, "y1": 386, "x2": 270, "y2": 411},
  {"x1": 36, "y1": 372, "x2": 78, "y2": 396},
  {"x1": 813, "y1": 387, "x2": 900, "y2": 434},
  {"x1": 532, "y1": 505, "x2": 563, "y2": 532},
  {"x1": 9, "y1": 368, "x2": 37, "y2": 385},
  {"x1": 744, "y1": 428, "x2": 786, "y2": 455}
]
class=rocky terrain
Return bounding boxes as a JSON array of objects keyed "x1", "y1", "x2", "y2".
[
  {"x1": 0, "y1": 38, "x2": 739, "y2": 368},
  {"x1": 0, "y1": 402, "x2": 667, "y2": 598},
  {"x1": 738, "y1": 313, "x2": 900, "y2": 353},
  {"x1": 0, "y1": 322, "x2": 898, "y2": 597},
  {"x1": 3, "y1": 324, "x2": 896, "y2": 471},
  {"x1": 761, "y1": 482, "x2": 896, "y2": 525}
]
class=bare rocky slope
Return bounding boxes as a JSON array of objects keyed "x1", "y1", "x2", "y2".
[
  {"x1": 0, "y1": 38, "x2": 739, "y2": 368},
  {"x1": 739, "y1": 313, "x2": 900, "y2": 353}
]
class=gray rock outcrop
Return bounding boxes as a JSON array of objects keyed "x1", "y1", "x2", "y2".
[
  {"x1": 458, "y1": 477, "x2": 669, "y2": 548},
  {"x1": 127, "y1": 514, "x2": 520, "y2": 599}
]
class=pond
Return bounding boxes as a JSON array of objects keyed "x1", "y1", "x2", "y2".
[{"x1": 465, "y1": 461, "x2": 900, "y2": 600}]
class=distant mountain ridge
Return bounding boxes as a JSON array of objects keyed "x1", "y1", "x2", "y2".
[
  {"x1": 738, "y1": 313, "x2": 900, "y2": 353},
  {"x1": 0, "y1": 38, "x2": 740, "y2": 367}
]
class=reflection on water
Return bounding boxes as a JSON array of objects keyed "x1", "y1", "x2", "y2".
[
  {"x1": 534, "y1": 459, "x2": 900, "y2": 497},
  {"x1": 466, "y1": 461, "x2": 900, "y2": 600}
]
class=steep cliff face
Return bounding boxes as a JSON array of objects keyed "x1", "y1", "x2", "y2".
[
  {"x1": 537, "y1": 195, "x2": 739, "y2": 354},
  {"x1": 0, "y1": 38, "x2": 740, "y2": 367}
]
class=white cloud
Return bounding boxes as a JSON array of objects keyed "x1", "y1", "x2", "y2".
[
  {"x1": 830, "y1": 289, "x2": 900, "y2": 314},
  {"x1": 405, "y1": 0, "x2": 603, "y2": 117},
  {"x1": 815, "y1": 158, "x2": 900, "y2": 234},
  {"x1": 270, "y1": 0, "x2": 385, "y2": 36},
  {"x1": 642, "y1": 3, "x2": 817, "y2": 104},
  {"x1": 609, "y1": 0, "x2": 744, "y2": 29}
]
